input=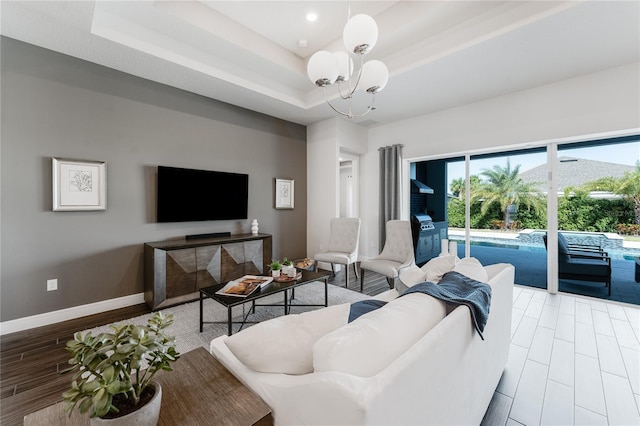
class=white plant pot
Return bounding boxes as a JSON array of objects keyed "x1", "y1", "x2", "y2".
[
  {"x1": 271, "y1": 269, "x2": 280, "y2": 277},
  {"x1": 91, "y1": 381, "x2": 162, "y2": 426}
]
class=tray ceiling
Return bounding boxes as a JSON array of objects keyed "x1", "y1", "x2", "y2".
[{"x1": 1, "y1": 1, "x2": 638, "y2": 126}]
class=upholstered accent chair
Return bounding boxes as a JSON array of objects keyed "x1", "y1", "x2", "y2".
[
  {"x1": 360, "y1": 220, "x2": 415, "y2": 291},
  {"x1": 543, "y1": 233, "x2": 612, "y2": 296},
  {"x1": 314, "y1": 218, "x2": 361, "y2": 287}
]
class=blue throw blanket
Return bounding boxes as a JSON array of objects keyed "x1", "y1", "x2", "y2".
[
  {"x1": 348, "y1": 299, "x2": 387, "y2": 322},
  {"x1": 402, "y1": 271, "x2": 492, "y2": 340}
]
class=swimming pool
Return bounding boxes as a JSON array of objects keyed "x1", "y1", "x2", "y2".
[{"x1": 449, "y1": 236, "x2": 640, "y2": 260}]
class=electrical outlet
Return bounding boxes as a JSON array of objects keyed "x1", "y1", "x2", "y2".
[{"x1": 47, "y1": 279, "x2": 58, "y2": 291}]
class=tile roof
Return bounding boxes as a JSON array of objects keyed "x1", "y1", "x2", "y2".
[{"x1": 518, "y1": 157, "x2": 635, "y2": 193}]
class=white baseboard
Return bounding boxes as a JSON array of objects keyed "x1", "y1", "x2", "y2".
[{"x1": 0, "y1": 293, "x2": 145, "y2": 335}]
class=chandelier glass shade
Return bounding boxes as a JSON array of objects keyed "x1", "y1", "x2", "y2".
[{"x1": 306, "y1": 12, "x2": 389, "y2": 118}]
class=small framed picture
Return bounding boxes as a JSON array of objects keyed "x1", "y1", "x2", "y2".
[
  {"x1": 275, "y1": 178, "x2": 294, "y2": 209},
  {"x1": 52, "y1": 158, "x2": 107, "y2": 211}
]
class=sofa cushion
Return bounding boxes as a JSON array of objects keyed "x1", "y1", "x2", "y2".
[
  {"x1": 422, "y1": 254, "x2": 457, "y2": 282},
  {"x1": 313, "y1": 293, "x2": 447, "y2": 377},
  {"x1": 224, "y1": 303, "x2": 350, "y2": 375},
  {"x1": 453, "y1": 257, "x2": 489, "y2": 283}
]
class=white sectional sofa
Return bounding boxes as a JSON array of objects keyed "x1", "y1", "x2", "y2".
[{"x1": 210, "y1": 258, "x2": 514, "y2": 425}]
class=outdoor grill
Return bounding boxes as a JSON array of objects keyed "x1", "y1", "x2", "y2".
[{"x1": 411, "y1": 213, "x2": 441, "y2": 265}]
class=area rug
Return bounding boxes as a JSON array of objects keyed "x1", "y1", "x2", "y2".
[{"x1": 80, "y1": 282, "x2": 369, "y2": 356}]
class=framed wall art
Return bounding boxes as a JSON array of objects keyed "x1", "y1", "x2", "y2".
[
  {"x1": 275, "y1": 178, "x2": 294, "y2": 209},
  {"x1": 52, "y1": 158, "x2": 107, "y2": 211}
]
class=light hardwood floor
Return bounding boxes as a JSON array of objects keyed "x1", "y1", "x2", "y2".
[{"x1": 481, "y1": 285, "x2": 640, "y2": 426}]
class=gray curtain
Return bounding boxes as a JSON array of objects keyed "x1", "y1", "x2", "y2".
[{"x1": 378, "y1": 144, "x2": 403, "y2": 251}]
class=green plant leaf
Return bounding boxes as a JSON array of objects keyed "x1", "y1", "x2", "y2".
[
  {"x1": 116, "y1": 343, "x2": 137, "y2": 354},
  {"x1": 80, "y1": 380, "x2": 100, "y2": 394},
  {"x1": 102, "y1": 365, "x2": 116, "y2": 383},
  {"x1": 78, "y1": 396, "x2": 93, "y2": 414},
  {"x1": 106, "y1": 380, "x2": 126, "y2": 395}
]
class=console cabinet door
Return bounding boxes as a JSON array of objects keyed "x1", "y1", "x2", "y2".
[
  {"x1": 165, "y1": 248, "x2": 196, "y2": 299},
  {"x1": 220, "y1": 242, "x2": 245, "y2": 282},
  {"x1": 244, "y1": 240, "x2": 264, "y2": 275},
  {"x1": 195, "y1": 245, "x2": 221, "y2": 289}
]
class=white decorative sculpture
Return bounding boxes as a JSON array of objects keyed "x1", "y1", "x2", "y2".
[{"x1": 251, "y1": 219, "x2": 259, "y2": 235}]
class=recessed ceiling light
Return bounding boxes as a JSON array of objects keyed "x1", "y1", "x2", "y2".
[{"x1": 306, "y1": 12, "x2": 318, "y2": 22}]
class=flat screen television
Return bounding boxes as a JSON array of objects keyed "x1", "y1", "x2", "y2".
[{"x1": 157, "y1": 166, "x2": 249, "y2": 222}]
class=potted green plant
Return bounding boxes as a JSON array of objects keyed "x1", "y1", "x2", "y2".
[
  {"x1": 62, "y1": 312, "x2": 180, "y2": 425},
  {"x1": 269, "y1": 259, "x2": 282, "y2": 277},
  {"x1": 281, "y1": 258, "x2": 296, "y2": 277}
]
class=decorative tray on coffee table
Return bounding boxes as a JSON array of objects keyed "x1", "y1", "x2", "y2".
[{"x1": 273, "y1": 272, "x2": 302, "y2": 282}]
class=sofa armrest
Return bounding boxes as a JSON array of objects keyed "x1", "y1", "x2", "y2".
[{"x1": 484, "y1": 263, "x2": 513, "y2": 282}]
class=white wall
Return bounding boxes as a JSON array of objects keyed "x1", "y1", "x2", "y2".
[
  {"x1": 306, "y1": 118, "x2": 367, "y2": 259},
  {"x1": 361, "y1": 62, "x2": 640, "y2": 258}
]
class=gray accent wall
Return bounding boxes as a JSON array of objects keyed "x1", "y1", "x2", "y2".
[{"x1": 0, "y1": 37, "x2": 307, "y2": 322}]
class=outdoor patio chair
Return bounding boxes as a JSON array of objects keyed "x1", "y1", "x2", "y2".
[
  {"x1": 360, "y1": 220, "x2": 415, "y2": 292},
  {"x1": 314, "y1": 218, "x2": 361, "y2": 287},
  {"x1": 558, "y1": 232, "x2": 606, "y2": 256},
  {"x1": 543, "y1": 234, "x2": 612, "y2": 296}
]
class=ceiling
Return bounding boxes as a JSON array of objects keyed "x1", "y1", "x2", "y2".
[{"x1": 1, "y1": 1, "x2": 639, "y2": 127}]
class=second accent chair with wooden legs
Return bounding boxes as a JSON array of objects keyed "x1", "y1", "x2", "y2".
[
  {"x1": 360, "y1": 220, "x2": 415, "y2": 292},
  {"x1": 314, "y1": 218, "x2": 361, "y2": 287}
]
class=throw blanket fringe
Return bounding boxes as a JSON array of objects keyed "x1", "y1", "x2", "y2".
[{"x1": 402, "y1": 271, "x2": 492, "y2": 340}]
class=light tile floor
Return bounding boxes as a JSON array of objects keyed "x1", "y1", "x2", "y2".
[{"x1": 488, "y1": 285, "x2": 640, "y2": 426}]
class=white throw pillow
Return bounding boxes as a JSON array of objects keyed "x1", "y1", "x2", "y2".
[
  {"x1": 313, "y1": 293, "x2": 446, "y2": 377},
  {"x1": 224, "y1": 303, "x2": 350, "y2": 375},
  {"x1": 452, "y1": 257, "x2": 489, "y2": 283},
  {"x1": 398, "y1": 264, "x2": 427, "y2": 287},
  {"x1": 421, "y1": 254, "x2": 457, "y2": 283}
]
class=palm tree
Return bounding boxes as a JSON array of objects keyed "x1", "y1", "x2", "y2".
[
  {"x1": 472, "y1": 159, "x2": 545, "y2": 228},
  {"x1": 450, "y1": 176, "x2": 480, "y2": 199},
  {"x1": 450, "y1": 177, "x2": 465, "y2": 199}
]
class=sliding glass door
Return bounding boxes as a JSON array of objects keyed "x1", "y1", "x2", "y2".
[
  {"x1": 413, "y1": 135, "x2": 640, "y2": 305},
  {"x1": 463, "y1": 149, "x2": 548, "y2": 289},
  {"x1": 553, "y1": 137, "x2": 640, "y2": 303}
]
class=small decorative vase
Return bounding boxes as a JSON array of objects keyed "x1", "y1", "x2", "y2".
[
  {"x1": 287, "y1": 267, "x2": 297, "y2": 278},
  {"x1": 251, "y1": 219, "x2": 259, "y2": 235},
  {"x1": 271, "y1": 269, "x2": 280, "y2": 278},
  {"x1": 90, "y1": 381, "x2": 162, "y2": 426}
]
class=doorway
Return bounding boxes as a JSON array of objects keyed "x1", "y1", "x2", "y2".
[{"x1": 339, "y1": 152, "x2": 359, "y2": 218}]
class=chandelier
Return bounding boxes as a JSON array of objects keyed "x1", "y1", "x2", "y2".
[{"x1": 306, "y1": 9, "x2": 389, "y2": 119}]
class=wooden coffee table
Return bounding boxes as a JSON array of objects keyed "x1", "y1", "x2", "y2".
[
  {"x1": 200, "y1": 269, "x2": 332, "y2": 335},
  {"x1": 23, "y1": 347, "x2": 272, "y2": 426}
]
